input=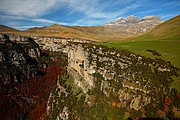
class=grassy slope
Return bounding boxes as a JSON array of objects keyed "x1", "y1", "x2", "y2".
[
  {"x1": 101, "y1": 40, "x2": 180, "y2": 91},
  {"x1": 102, "y1": 39, "x2": 180, "y2": 67},
  {"x1": 25, "y1": 24, "x2": 132, "y2": 41},
  {"x1": 24, "y1": 24, "x2": 104, "y2": 41},
  {"x1": 0, "y1": 25, "x2": 20, "y2": 33},
  {"x1": 1, "y1": 24, "x2": 127, "y2": 41},
  {"x1": 100, "y1": 15, "x2": 180, "y2": 91},
  {"x1": 24, "y1": 24, "x2": 144, "y2": 41},
  {"x1": 141, "y1": 15, "x2": 180, "y2": 40}
]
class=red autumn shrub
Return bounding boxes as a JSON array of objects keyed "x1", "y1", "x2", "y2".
[
  {"x1": 164, "y1": 97, "x2": 172, "y2": 106},
  {"x1": 164, "y1": 105, "x2": 169, "y2": 113},
  {"x1": 0, "y1": 65, "x2": 63, "y2": 120}
]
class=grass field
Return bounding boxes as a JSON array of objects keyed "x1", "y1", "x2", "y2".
[
  {"x1": 100, "y1": 39, "x2": 180, "y2": 67},
  {"x1": 99, "y1": 38, "x2": 180, "y2": 92}
]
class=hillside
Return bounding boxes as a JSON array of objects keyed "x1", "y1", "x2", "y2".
[
  {"x1": 25, "y1": 16, "x2": 163, "y2": 40},
  {"x1": 26, "y1": 24, "x2": 129, "y2": 41},
  {"x1": 3, "y1": 16, "x2": 158, "y2": 41},
  {"x1": 25, "y1": 24, "x2": 103, "y2": 41},
  {"x1": 139, "y1": 15, "x2": 180, "y2": 40},
  {"x1": 0, "y1": 25, "x2": 20, "y2": 32}
]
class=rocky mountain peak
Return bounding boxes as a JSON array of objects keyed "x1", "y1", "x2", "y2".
[
  {"x1": 102, "y1": 15, "x2": 163, "y2": 35},
  {"x1": 127, "y1": 16, "x2": 140, "y2": 23},
  {"x1": 103, "y1": 15, "x2": 163, "y2": 26},
  {"x1": 116, "y1": 16, "x2": 140, "y2": 23}
]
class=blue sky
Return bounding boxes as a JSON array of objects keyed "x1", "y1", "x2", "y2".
[{"x1": 0, "y1": 0, "x2": 179, "y2": 30}]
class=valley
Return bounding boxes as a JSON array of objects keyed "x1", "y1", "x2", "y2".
[{"x1": 0, "y1": 15, "x2": 180, "y2": 120}]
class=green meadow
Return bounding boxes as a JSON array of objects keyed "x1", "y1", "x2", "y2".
[
  {"x1": 99, "y1": 38, "x2": 180, "y2": 91},
  {"x1": 101, "y1": 39, "x2": 180, "y2": 67}
]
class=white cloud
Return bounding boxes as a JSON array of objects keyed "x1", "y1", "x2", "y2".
[
  {"x1": 0, "y1": 0, "x2": 139, "y2": 19},
  {"x1": 0, "y1": 15, "x2": 67, "y2": 26},
  {"x1": 71, "y1": 2, "x2": 142, "y2": 25},
  {"x1": 161, "y1": 1, "x2": 180, "y2": 7},
  {"x1": 160, "y1": 14, "x2": 179, "y2": 20},
  {"x1": 134, "y1": 9, "x2": 159, "y2": 16},
  {"x1": 30, "y1": 18, "x2": 57, "y2": 23},
  {"x1": 0, "y1": 0, "x2": 63, "y2": 17},
  {"x1": 16, "y1": 25, "x2": 44, "y2": 30},
  {"x1": 30, "y1": 18, "x2": 68, "y2": 25},
  {"x1": 65, "y1": 0, "x2": 140, "y2": 20},
  {"x1": 0, "y1": 0, "x2": 142, "y2": 27},
  {"x1": 71, "y1": 18, "x2": 108, "y2": 26},
  {"x1": 160, "y1": 14, "x2": 172, "y2": 19}
]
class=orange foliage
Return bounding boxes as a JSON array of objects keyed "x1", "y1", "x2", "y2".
[
  {"x1": 140, "y1": 107, "x2": 145, "y2": 114},
  {"x1": 135, "y1": 117, "x2": 140, "y2": 120},
  {"x1": 116, "y1": 102, "x2": 121, "y2": 108},
  {"x1": 90, "y1": 98, "x2": 95, "y2": 107},
  {"x1": 39, "y1": 113, "x2": 47, "y2": 120},
  {"x1": 156, "y1": 110, "x2": 166, "y2": 118},
  {"x1": 112, "y1": 101, "x2": 116, "y2": 107},
  {"x1": 83, "y1": 103, "x2": 88, "y2": 109}
]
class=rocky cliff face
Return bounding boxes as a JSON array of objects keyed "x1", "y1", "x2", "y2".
[
  {"x1": 32, "y1": 35, "x2": 179, "y2": 119},
  {"x1": 0, "y1": 34, "x2": 43, "y2": 84},
  {"x1": 103, "y1": 16, "x2": 163, "y2": 36},
  {"x1": 0, "y1": 34, "x2": 66, "y2": 120},
  {"x1": 65, "y1": 42, "x2": 177, "y2": 106}
]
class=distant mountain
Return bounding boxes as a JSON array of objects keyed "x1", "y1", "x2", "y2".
[
  {"x1": 103, "y1": 16, "x2": 163, "y2": 36},
  {"x1": 141, "y1": 15, "x2": 180, "y2": 39},
  {"x1": 0, "y1": 16, "x2": 165, "y2": 41},
  {"x1": 103, "y1": 16, "x2": 162, "y2": 27},
  {"x1": 0, "y1": 25, "x2": 20, "y2": 32},
  {"x1": 25, "y1": 24, "x2": 100, "y2": 40}
]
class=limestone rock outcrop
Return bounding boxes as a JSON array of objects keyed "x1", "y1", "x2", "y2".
[{"x1": 0, "y1": 34, "x2": 42, "y2": 83}]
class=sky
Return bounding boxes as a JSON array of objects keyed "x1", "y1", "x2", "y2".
[{"x1": 0, "y1": 0, "x2": 180, "y2": 30}]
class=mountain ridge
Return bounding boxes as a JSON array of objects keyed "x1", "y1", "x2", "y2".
[
  {"x1": 103, "y1": 15, "x2": 163, "y2": 26},
  {"x1": 0, "y1": 15, "x2": 173, "y2": 41},
  {"x1": 0, "y1": 25, "x2": 20, "y2": 32}
]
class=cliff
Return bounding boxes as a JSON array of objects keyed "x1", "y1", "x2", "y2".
[
  {"x1": 34, "y1": 35, "x2": 179, "y2": 119},
  {"x1": 0, "y1": 34, "x2": 42, "y2": 83},
  {"x1": 0, "y1": 34, "x2": 179, "y2": 119},
  {"x1": 0, "y1": 34, "x2": 65, "y2": 120}
]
